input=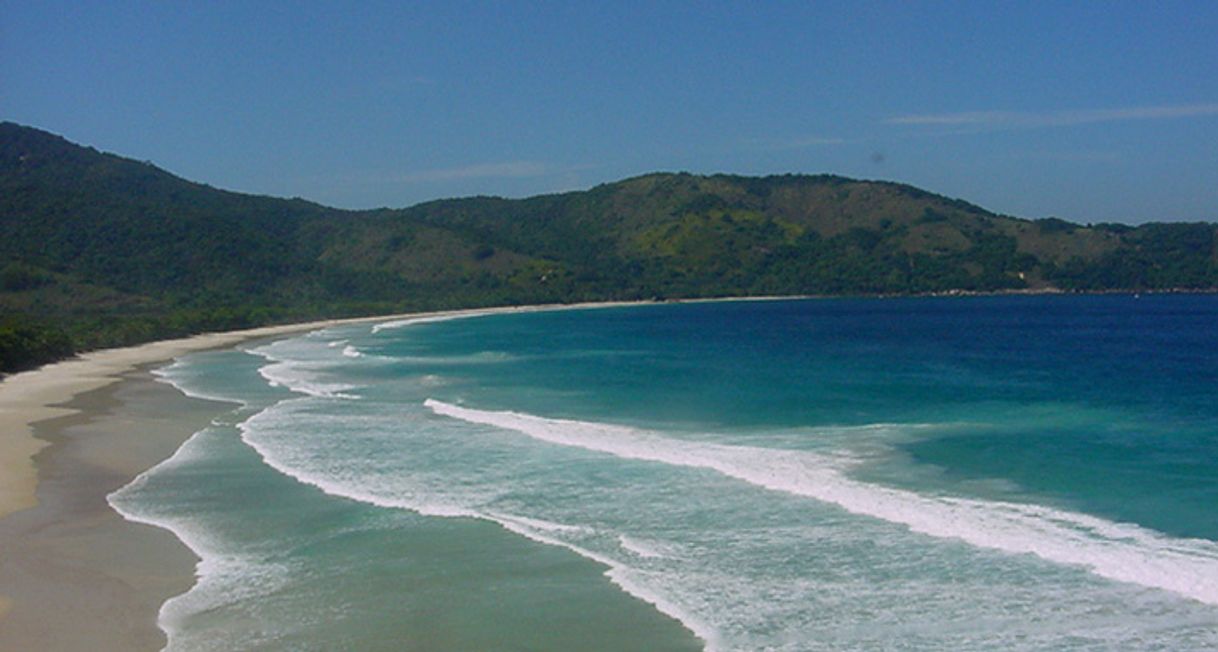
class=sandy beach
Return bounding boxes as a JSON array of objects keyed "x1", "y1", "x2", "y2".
[
  {"x1": 0, "y1": 370, "x2": 225, "y2": 649},
  {"x1": 0, "y1": 319, "x2": 391, "y2": 650},
  {"x1": 0, "y1": 301, "x2": 647, "y2": 650}
]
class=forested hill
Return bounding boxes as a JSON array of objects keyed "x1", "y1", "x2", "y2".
[{"x1": 2, "y1": 121, "x2": 1217, "y2": 371}]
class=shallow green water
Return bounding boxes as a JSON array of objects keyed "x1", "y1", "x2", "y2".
[{"x1": 112, "y1": 296, "x2": 1218, "y2": 650}]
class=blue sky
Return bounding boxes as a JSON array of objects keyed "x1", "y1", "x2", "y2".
[{"x1": 2, "y1": 1, "x2": 1216, "y2": 223}]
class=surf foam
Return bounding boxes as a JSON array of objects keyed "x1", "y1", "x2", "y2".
[
  {"x1": 107, "y1": 424, "x2": 293, "y2": 650},
  {"x1": 246, "y1": 343, "x2": 360, "y2": 400},
  {"x1": 371, "y1": 312, "x2": 486, "y2": 334},
  {"x1": 230, "y1": 396, "x2": 719, "y2": 650},
  {"x1": 424, "y1": 399, "x2": 1218, "y2": 607}
]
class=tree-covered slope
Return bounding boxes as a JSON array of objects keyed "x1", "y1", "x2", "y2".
[
  {"x1": 0, "y1": 123, "x2": 550, "y2": 360},
  {"x1": 2, "y1": 122, "x2": 1215, "y2": 372},
  {"x1": 400, "y1": 172, "x2": 1215, "y2": 297},
  {"x1": 1, "y1": 122, "x2": 328, "y2": 296}
]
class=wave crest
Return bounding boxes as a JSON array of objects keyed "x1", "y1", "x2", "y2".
[{"x1": 424, "y1": 399, "x2": 1218, "y2": 607}]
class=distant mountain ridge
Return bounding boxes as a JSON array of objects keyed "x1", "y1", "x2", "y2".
[{"x1": 2, "y1": 121, "x2": 1216, "y2": 371}]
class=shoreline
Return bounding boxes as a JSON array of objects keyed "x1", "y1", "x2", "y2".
[
  {"x1": 0, "y1": 300, "x2": 648, "y2": 522},
  {"x1": 4, "y1": 291, "x2": 1214, "y2": 647},
  {"x1": 0, "y1": 288, "x2": 1198, "y2": 542},
  {"x1": 0, "y1": 300, "x2": 649, "y2": 647},
  {"x1": 0, "y1": 369, "x2": 225, "y2": 649}
]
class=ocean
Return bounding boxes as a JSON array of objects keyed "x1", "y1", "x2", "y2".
[{"x1": 109, "y1": 295, "x2": 1218, "y2": 651}]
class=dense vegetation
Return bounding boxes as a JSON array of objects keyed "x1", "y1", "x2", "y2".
[{"x1": 2, "y1": 122, "x2": 1215, "y2": 373}]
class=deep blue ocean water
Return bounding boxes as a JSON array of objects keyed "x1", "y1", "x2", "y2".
[{"x1": 111, "y1": 295, "x2": 1218, "y2": 651}]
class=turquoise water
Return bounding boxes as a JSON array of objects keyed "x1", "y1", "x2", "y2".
[{"x1": 110, "y1": 296, "x2": 1218, "y2": 651}]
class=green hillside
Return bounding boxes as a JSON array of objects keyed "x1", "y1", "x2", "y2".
[{"x1": 2, "y1": 122, "x2": 1216, "y2": 372}]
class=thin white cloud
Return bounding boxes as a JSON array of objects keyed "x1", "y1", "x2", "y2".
[
  {"x1": 887, "y1": 111, "x2": 1022, "y2": 126},
  {"x1": 886, "y1": 103, "x2": 1218, "y2": 129},
  {"x1": 398, "y1": 161, "x2": 552, "y2": 183}
]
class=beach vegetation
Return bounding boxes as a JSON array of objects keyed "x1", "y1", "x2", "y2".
[{"x1": 0, "y1": 314, "x2": 73, "y2": 372}]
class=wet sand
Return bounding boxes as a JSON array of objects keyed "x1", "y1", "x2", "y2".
[{"x1": 0, "y1": 370, "x2": 225, "y2": 650}]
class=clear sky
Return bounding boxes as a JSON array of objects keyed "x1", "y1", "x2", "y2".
[{"x1": 2, "y1": 1, "x2": 1216, "y2": 223}]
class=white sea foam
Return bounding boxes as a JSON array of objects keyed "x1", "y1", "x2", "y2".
[
  {"x1": 424, "y1": 399, "x2": 1218, "y2": 607},
  {"x1": 236, "y1": 400, "x2": 477, "y2": 518},
  {"x1": 255, "y1": 361, "x2": 358, "y2": 399},
  {"x1": 490, "y1": 512, "x2": 722, "y2": 651},
  {"x1": 112, "y1": 335, "x2": 373, "y2": 646},
  {"x1": 107, "y1": 425, "x2": 292, "y2": 649},
  {"x1": 115, "y1": 354, "x2": 295, "y2": 646},
  {"x1": 230, "y1": 397, "x2": 719, "y2": 651},
  {"x1": 341, "y1": 344, "x2": 364, "y2": 358},
  {"x1": 246, "y1": 344, "x2": 360, "y2": 400},
  {"x1": 371, "y1": 312, "x2": 484, "y2": 334},
  {"x1": 151, "y1": 360, "x2": 247, "y2": 406},
  {"x1": 490, "y1": 512, "x2": 593, "y2": 535},
  {"x1": 619, "y1": 534, "x2": 670, "y2": 559}
]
